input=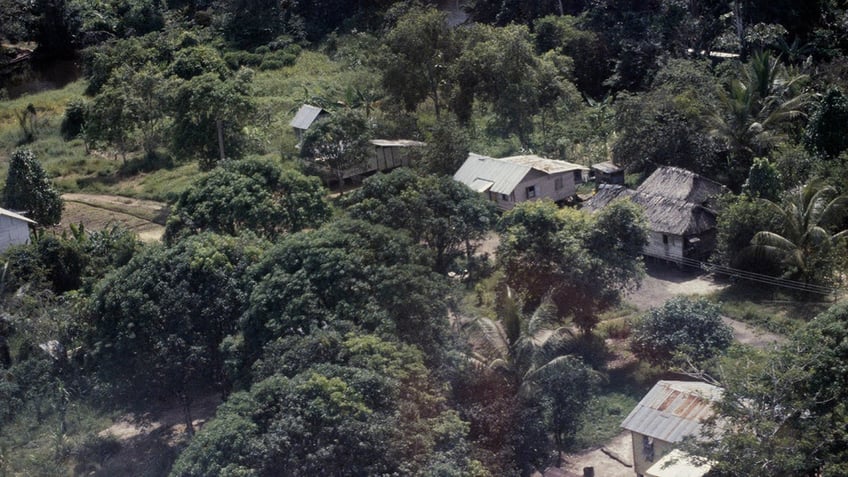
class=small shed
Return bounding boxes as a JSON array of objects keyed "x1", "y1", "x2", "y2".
[
  {"x1": 0, "y1": 207, "x2": 35, "y2": 252},
  {"x1": 591, "y1": 161, "x2": 625, "y2": 185},
  {"x1": 289, "y1": 104, "x2": 328, "y2": 144},
  {"x1": 368, "y1": 139, "x2": 426, "y2": 172},
  {"x1": 621, "y1": 380, "x2": 720, "y2": 477},
  {"x1": 454, "y1": 153, "x2": 589, "y2": 211}
]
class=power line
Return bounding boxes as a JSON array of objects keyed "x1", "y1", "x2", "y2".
[{"x1": 643, "y1": 253, "x2": 841, "y2": 297}]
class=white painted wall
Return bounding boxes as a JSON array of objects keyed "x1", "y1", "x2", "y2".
[
  {"x1": 0, "y1": 215, "x2": 31, "y2": 252},
  {"x1": 491, "y1": 170, "x2": 582, "y2": 211},
  {"x1": 644, "y1": 231, "x2": 683, "y2": 260}
]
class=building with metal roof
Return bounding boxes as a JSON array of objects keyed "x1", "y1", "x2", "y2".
[
  {"x1": 0, "y1": 207, "x2": 35, "y2": 253},
  {"x1": 621, "y1": 380, "x2": 721, "y2": 477},
  {"x1": 453, "y1": 153, "x2": 589, "y2": 211},
  {"x1": 289, "y1": 104, "x2": 328, "y2": 144}
]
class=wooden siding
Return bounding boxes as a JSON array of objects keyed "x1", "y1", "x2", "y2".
[{"x1": 644, "y1": 231, "x2": 684, "y2": 260}]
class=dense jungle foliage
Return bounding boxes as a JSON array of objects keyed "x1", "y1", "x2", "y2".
[{"x1": 3, "y1": 0, "x2": 848, "y2": 475}]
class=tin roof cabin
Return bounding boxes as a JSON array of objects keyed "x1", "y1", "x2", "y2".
[{"x1": 454, "y1": 153, "x2": 589, "y2": 211}]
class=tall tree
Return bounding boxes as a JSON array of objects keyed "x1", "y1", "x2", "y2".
[
  {"x1": 165, "y1": 158, "x2": 331, "y2": 242},
  {"x1": 804, "y1": 88, "x2": 848, "y2": 159},
  {"x1": 3, "y1": 148, "x2": 62, "y2": 226},
  {"x1": 381, "y1": 7, "x2": 459, "y2": 120},
  {"x1": 299, "y1": 110, "x2": 370, "y2": 188},
  {"x1": 170, "y1": 69, "x2": 255, "y2": 170},
  {"x1": 497, "y1": 199, "x2": 647, "y2": 332},
  {"x1": 345, "y1": 169, "x2": 496, "y2": 274},
  {"x1": 695, "y1": 302, "x2": 848, "y2": 476}
]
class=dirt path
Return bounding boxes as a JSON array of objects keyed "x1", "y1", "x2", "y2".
[
  {"x1": 59, "y1": 193, "x2": 168, "y2": 243},
  {"x1": 90, "y1": 394, "x2": 221, "y2": 476},
  {"x1": 626, "y1": 262, "x2": 784, "y2": 348},
  {"x1": 561, "y1": 431, "x2": 634, "y2": 477}
]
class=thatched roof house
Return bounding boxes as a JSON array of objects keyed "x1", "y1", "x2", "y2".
[{"x1": 583, "y1": 167, "x2": 726, "y2": 261}]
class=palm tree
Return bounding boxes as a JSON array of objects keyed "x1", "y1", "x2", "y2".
[
  {"x1": 463, "y1": 289, "x2": 578, "y2": 394},
  {"x1": 747, "y1": 179, "x2": 848, "y2": 285},
  {"x1": 707, "y1": 51, "x2": 809, "y2": 185}
]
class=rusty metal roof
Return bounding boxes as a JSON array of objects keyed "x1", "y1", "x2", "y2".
[{"x1": 621, "y1": 380, "x2": 721, "y2": 443}]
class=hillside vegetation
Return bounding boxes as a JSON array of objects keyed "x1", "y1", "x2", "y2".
[{"x1": 2, "y1": 1, "x2": 848, "y2": 475}]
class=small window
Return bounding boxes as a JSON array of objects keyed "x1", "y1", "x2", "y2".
[
  {"x1": 573, "y1": 170, "x2": 583, "y2": 183},
  {"x1": 554, "y1": 177, "x2": 563, "y2": 190},
  {"x1": 525, "y1": 185, "x2": 536, "y2": 199},
  {"x1": 662, "y1": 234, "x2": 669, "y2": 245},
  {"x1": 501, "y1": 193, "x2": 510, "y2": 202}
]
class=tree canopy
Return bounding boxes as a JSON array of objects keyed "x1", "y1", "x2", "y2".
[
  {"x1": 165, "y1": 157, "x2": 331, "y2": 242},
  {"x1": 3, "y1": 148, "x2": 63, "y2": 226}
]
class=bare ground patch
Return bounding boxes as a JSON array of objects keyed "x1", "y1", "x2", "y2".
[{"x1": 58, "y1": 193, "x2": 168, "y2": 243}]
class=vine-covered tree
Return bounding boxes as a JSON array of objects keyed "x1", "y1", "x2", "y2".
[{"x1": 3, "y1": 148, "x2": 62, "y2": 226}]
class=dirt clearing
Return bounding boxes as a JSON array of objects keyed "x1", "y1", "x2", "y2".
[{"x1": 59, "y1": 193, "x2": 169, "y2": 243}]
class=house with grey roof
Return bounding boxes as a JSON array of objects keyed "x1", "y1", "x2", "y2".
[
  {"x1": 583, "y1": 166, "x2": 726, "y2": 261},
  {"x1": 0, "y1": 207, "x2": 35, "y2": 253},
  {"x1": 453, "y1": 153, "x2": 589, "y2": 211},
  {"x1": 289, "y1": 104, "x2": 328, "y2": 144},
  {"x1": 621, "y1": 380, "x2": 720, "y2": 477}
]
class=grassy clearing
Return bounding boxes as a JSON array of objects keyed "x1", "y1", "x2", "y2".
[
  {"x1": 1, "y1": 400, "x2": 114, "y2": 477},
  {"x1": 710, "y1": 283, "x2": 832, "y2": 335}
]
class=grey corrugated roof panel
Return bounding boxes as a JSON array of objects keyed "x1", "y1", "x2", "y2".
[
  {"x1": 370, "y1": 139, "x2": 427, "y2": 147},
  {"x1": 289, "y1": 104, "x2": 326, "y2": 130},
  {"x1": 621, "y1": 380, "x2": 721, "y2": 443},
  {"x1": 592, "y1": 161, "x2": 623, "y2": 174},
  {"x1": 454, "y1": 153, "x2": 532, "y2": 195},
  {"x1": 0, "y1": 207, "x2": 36, "y2": 224}
]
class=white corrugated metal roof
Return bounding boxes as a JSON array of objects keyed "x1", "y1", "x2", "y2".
[
  {"x1": 645, "y1": 449, "x2": 712, "y2": 477},
  {"x1": 621, "y1": 380, "x2": 721, "y2": 443},
  {"x1": 0, "y1": 207, "x2": 36, "y2": 224},
  {"x1": 289, "y1": 104, "x2": 325, "y2": 130},
  {"x1": 454, "y1": 153, "x2": 532, "y2": 195},
  {"x1": 454, "y1": 153, "x2": 587, "y2": 195},
  {"x1": 369, "y1": 139, "x2": 427, "y2": 147}
]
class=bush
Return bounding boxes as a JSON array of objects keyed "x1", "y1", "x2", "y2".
[
  {"x1": 61, "y1": 99, "x2": 87, "y2": 140},
  {"x1": 631, "y1": 296, "x2": 733, "y2": 366}
]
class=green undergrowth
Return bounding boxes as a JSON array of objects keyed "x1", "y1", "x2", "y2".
[
  {"x1": 710, "y1": 282, "x2": 832, "y2": 336},
  {"x1": 1, "y1": 400, "x2": 114, "y2": 477}
]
